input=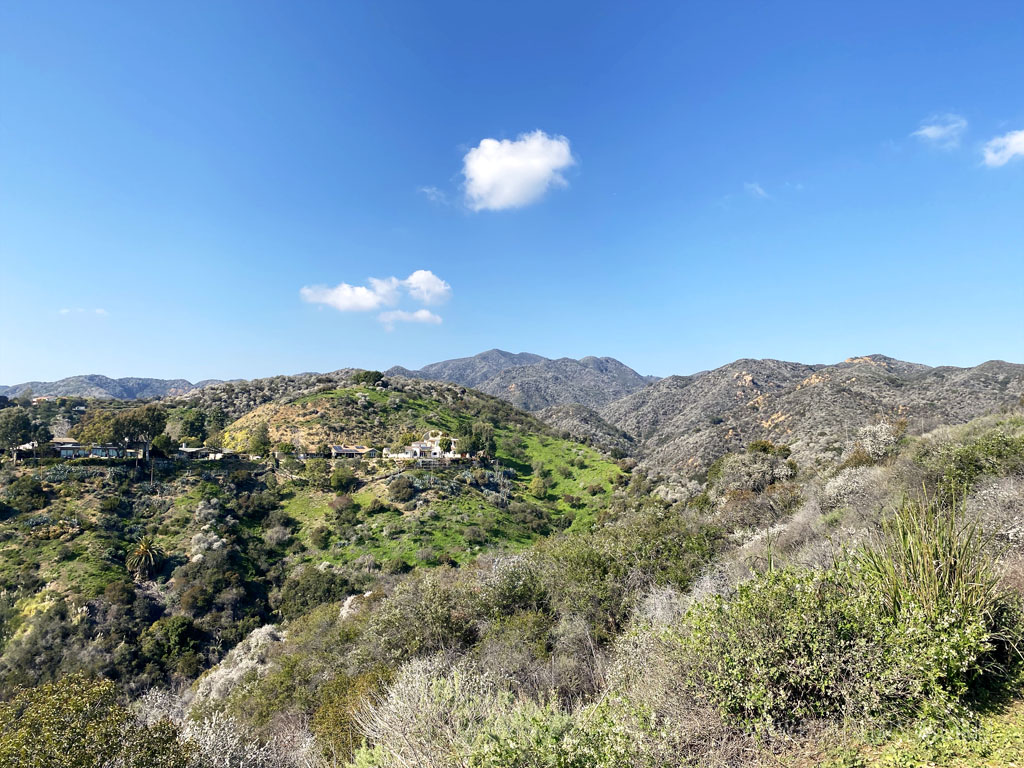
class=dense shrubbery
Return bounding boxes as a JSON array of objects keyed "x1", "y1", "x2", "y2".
[
  {"x1": 671, "y1": 495, "x2": 1022, "y2": 733},
  {"x1": 0, "y1": 674, "x2": 185, "y2": 767},
  {"x1": 341, "y1": 493, "x2": 1022, "y2": 767},
  {"x1": 910, "y1": 416, "x2": 1024, "y2": 495}
]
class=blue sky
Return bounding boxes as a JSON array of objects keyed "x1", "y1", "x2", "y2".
[{"x1": 2, "y1": 1, "x2": 1022, "y2": 384}]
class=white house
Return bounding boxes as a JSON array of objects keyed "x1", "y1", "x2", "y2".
[{"x1": 383, "y1": 430, "x2": 469, "y2": 462}]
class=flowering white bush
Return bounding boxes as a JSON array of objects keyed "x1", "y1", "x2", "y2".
[
  {"x1": 192, "y1": 625, "x2": 284, "y2": 706},
  {"x1": 841, "y1": 421, "x2": 905, "y2": 464},
  {"x1": 190, "y1": 528, "x2": 227, "y2": 560},
  {"x1": 711, "y1": 451, "x2": 794, "y2": 501},
  {"x1": 820, "y1": 465, "x2": 887, "y2": 513},
  {"x1": 182, "y1": 712, "x2": 298, "y2": 768}
]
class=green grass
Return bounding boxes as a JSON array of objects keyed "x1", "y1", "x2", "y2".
[
  {"x1": 822, "y1": 697, "x2": 1024, "y2": 767},
  {"x1": 279, "y1": 431, "x2": 624, "y2": 568},
  {"x1": 500, "y1": 434, "x2": 622, "y2": 529}
]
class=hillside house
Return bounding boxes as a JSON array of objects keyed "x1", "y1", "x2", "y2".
[
  {"x1": 90, "y1": 444, "x2": 126, "y2": 459},
  {"x1": 124, "y1": 441, "x2": 150, "y2": 460},
  {"x1": 331, "y1": 444, "x2": 378, "y2": 459},
  {"x1": 384, "y1": 430, "x2": 473, "y2": 463},
  {"x1": 13, "y1": 441, "x2": 39, "y2": 460},
  {"x1": 58, "y1": 442, "x2": 90, "y2": 459},
  {"x1": 177, "y1": 445, "x2": 212, "y2": 460}
]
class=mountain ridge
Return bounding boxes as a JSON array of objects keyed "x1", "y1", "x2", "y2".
[
  {"x1": 387, "y1": 349, "x2": 656, "y2": 411},
  {"x1": 599, "y1": 354, "x2": 1024, "y2": 476},
  {"x1": 0, "y1": 374, "x2": 227, "y2": 400}
]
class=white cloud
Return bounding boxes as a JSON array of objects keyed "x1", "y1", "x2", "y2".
[
  {"x1": 982, "y1": 129, "x2": 1024, "y2": 167},
  {"x1": 300, "y1": 270, "x2": 450, "y2": 329},
  {"x1": 911, "y1": 113, "x2": 967, "y2": 149},
  {"x1": 378, "y1": 309, "x2": 442, "y2": 330},
  {"x1": 744, "y1": 182, "x2": 769, "y2": 199},
  {"x1": 462, "y1": 130, "x2": 575, "y2": 211},
  {"x1": 404, "y1": 269, "x2": 451, "y2": 304},
  {"x1": 299, "y1": 278, "x2": 398, "y2": 312}
]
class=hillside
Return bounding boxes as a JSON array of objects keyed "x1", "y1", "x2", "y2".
[
  {"x1": 538, "y1": 402, "x2": 636, "y2": 456},
  {"x1": 386, "y1": 349, "x2": 548, "y2": 388},
  {"x1": 0, "y1": 376, "x2": 625, "y2": 698},
  {"x1": 600, "y1": 355, "x2": 1024, "y2": 477},
  {"x1": 1, "y1": 366, "x2": 1023, "y2": 767},
  {"x1": 388, "y1": 349, "x2": 656, "y2": 411},
  {"x1": 0, "y1": 375, "x2": 225, "y2": 400}
]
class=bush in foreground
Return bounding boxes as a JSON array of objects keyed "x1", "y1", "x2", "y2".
[{"x1": 679, "y1": 495, "x2": 1021, "y2": 732}]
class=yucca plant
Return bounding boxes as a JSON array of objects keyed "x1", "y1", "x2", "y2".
[
  {"x1": 854, "y1": 492, "x2": 1002, "y2": 625},
  {"x1": 125, "y1": 535, "x2": 164, "y2": 580}
]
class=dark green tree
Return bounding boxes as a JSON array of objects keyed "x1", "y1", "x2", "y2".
[
  {"x1": 353, "y1": 370, "x2": 384, "y2": 386},
  {"x1": 249, "y1": 422, "x2": 271, "y2": 455},
  {"x1": 178, "y1": 409, "x2": 207, "y2": 442},
  {"x1": 331, "y1": 465, "x2": 357, "y2": 492},
  {"x1": 116, "y1": 403, "x2": 167, "y2": 446},
  {"x1": 0, "y1": 408, "x2": 32, "y2": 457}
]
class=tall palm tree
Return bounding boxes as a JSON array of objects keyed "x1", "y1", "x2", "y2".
[{"x1": 125, "y1": 535, "x2": 164, "y2": 580}]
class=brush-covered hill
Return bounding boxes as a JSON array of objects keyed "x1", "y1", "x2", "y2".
[
  {"x1": 0, "y1": 375, "x2": 225, "y2": 400},
  {"x1": 170, "y1": 370, "x2": 358, "y2": 421},
  {"x1": 386, "y1": 349, "x2": 547, "y2": 388},
  {"x1": 600, "y1": 355, "x2": 1024, "y2": 477},
  {"x1": 538, "y1": 403, "x2": 636, "y2": 456},
  {"x1": 216, "y1": 377, "x2": 626, "y2": 562},
  {"x1": 387, "y1": 350, "x2": 656, "y2": 411}
]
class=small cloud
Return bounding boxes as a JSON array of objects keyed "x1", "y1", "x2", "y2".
[
  {"x1": 94, "y1": 308, "x2": 108, "y2": 316},
  {"x1": 378, "y1": 309, "x2": 442, "y2": 331},
  {"x1": 301, "y1": 270, "x2": 451, "y2": 328},
  {"x1": 404, "y1": 269, "x2": 451, "y2": 305},
  {"x1": 419, "y1": 186, "x2": 450, "y2": 205},
  {"x1": 59, "y1": 308, "x2": 71, "y2": 314},
  {"x1": 744, "y1": 182, "x2": 769, "y2": 199},
  {"x1": 463, "y1": 130, "x2": 575, "y2": 211},
  {"x1": 911, "y1": 113, "x2": 967, "y2": 149},
  {"x1": 299, "y1": 278, "x2": 399, "y2": 312},
  {"x1": 982, "y1": 128, "x2": 1024, "y2": 167}
]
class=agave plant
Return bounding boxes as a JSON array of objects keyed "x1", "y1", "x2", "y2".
[{"x1": 125, "y1": 535, "x2": 164, "y2": 580}]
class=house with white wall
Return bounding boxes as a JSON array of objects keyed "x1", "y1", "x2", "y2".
[{"x1": 383, "y1": 430, "x2": 471, "y2": 462}]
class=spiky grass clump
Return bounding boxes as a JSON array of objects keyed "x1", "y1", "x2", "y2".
[
  {"x1": 854, "y1": 493, "x2": 1022, "y2": 691},
  {"x1": 855, "y1": 494, "x2": 1001, "y2": 622}
]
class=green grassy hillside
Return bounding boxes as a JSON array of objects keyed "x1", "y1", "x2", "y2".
[{"x1": 0, "y1": 380, "x2": 625, "y2": 697}]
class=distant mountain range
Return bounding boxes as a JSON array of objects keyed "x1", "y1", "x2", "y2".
[
  {"x1": 0, "y1": 375, "x2": 224, "y2": 400},
  {"x1": 598, "y1": 354, "x2": 1024, "y2": 475},
  {"x1": 6, "y1": 351, "x2": 1023, "y2": 479},
  {"x1": 392, "y1": 350, "x2": 1024, "y2": 476},
  {"x1": 388, "y1": 349, "x2": 659, "y2": 411}
]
